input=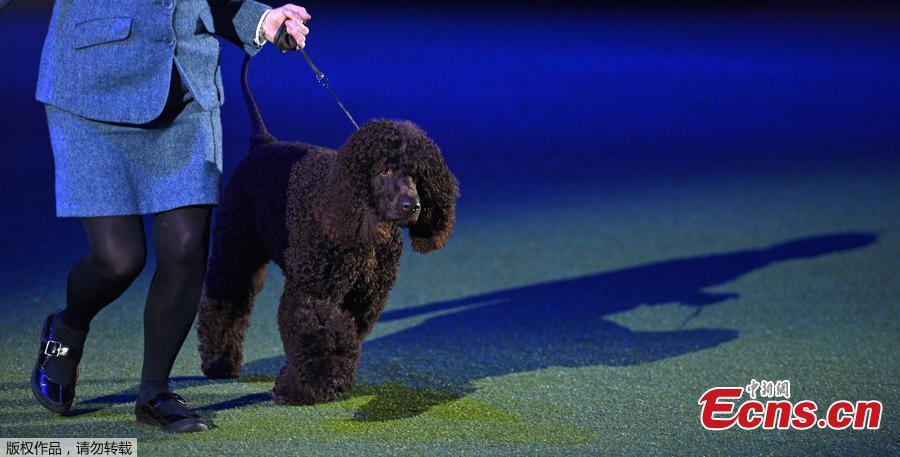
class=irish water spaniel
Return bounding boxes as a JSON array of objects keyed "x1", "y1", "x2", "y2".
[{"x1": 196, "y1": 57, "x2": 459, "y2": 405}]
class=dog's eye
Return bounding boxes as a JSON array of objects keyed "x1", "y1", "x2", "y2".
[{"x1": 380, "y1": 168, "x2": 394, "y2": 177}]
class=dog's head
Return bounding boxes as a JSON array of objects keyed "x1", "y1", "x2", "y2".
[{"x1": 321, "y1": 119, "x2": 459, "y2": 252}]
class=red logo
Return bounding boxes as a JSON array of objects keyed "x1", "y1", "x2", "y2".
[{"x1": 698, "y1": 380, "x2": 882, "y2": 430}]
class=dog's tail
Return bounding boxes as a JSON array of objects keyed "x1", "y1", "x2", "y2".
[{"x1": 241, "y1": 55, "x2": 276, "y2": 148}]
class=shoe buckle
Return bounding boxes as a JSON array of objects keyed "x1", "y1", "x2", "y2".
[
  {"x1": 43, "y1": 339, "x2": 70, "y2": 357},
  {"x1": 172, "y1": 394, "x2": 189, "y2": 407}
]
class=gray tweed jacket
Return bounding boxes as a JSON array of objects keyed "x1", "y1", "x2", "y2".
[{"x1": 33, "y1": 0, "x2": 270, "y2": 124}]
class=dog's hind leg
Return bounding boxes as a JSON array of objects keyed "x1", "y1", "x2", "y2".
[
  {"x1": 197, "y1": 209, "x2": 269, "y2": 379},
  {"x1": 271, "y1": 292, "x2": 360, "y2": 405},
  {"x1": 198, "y1": 264, "x2": 267, "y2": 378}
]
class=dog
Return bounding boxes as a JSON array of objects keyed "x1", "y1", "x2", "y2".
[{"x1": 196, "y1": 56, "x2": 460, "y2": 405}]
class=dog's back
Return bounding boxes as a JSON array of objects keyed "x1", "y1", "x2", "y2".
[
  {"x1": 219, "y1": 57, "x2": 337, "y2": 267},
  {"x1": 221, "y1": 139, "x2": 335, "y2": 269}
]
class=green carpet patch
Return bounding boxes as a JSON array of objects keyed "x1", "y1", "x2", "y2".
[{"x1": 142, "y1": 381, "x2": 597, "y2": 446}]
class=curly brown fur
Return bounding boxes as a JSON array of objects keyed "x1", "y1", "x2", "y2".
[{"x1": 196, "y1": 57, "x2": 459, "y2": 405}]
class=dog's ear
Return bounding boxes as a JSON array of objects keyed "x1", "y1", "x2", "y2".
[
  {"x1": 318, "y1": 120, "x2": 395, "y2": 246},
  {"x1": 318, "y1": 164, "x2": 390, "y2": 247},
  {"x1": 408, "y1": 142, "x2": 460, "y2": 253}
]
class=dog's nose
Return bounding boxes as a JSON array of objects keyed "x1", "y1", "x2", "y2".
[{"x1": 401, "y1": 198, "x2": 421, "y2": 214}]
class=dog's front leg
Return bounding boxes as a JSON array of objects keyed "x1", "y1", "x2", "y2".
[{"x1": 272, "y1": 292, "x2": 361, "y2": 405}]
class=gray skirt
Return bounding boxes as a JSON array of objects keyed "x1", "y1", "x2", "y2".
[{"x1": 45, "y1": 73, "x2": 223, "y2": 218}]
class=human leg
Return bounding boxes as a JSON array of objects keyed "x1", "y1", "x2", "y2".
[
  {"x1": 133, "y1": 204, "x2": 212, "y2": 433},
  {"x1": 58, "y1": 215, "x2": 147, "y2": 331},
  {"x1": 33, "y1": 215, "x2": 146, "y2": 414},
  {"x1": 137, "y1": 205, "x2": 212, "y2": 402}
]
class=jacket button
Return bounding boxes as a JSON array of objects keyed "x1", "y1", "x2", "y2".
[
  {"x1": 162, "y1": 0, "x2": 174, "y2": 9},
  {"x1": 164, "y1": 36, "x2": 176, "y2": 46}
]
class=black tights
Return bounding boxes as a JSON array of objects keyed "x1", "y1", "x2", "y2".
[{"x1": 58, "y1": 205, "x2": 212, "y2": 402}]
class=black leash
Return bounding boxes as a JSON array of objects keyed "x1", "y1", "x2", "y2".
[{"x1": 274, "y1": 23, "x2": 360, "y2": 131}]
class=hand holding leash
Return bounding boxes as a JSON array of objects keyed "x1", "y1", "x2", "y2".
[
  {"x1": 261, "y1": 4, "x2": 310, "y2": 48},
  {"x1": 275, "y1": 22, "x2": 304, "y2": 52}
]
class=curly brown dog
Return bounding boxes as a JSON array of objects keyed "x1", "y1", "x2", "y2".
[{"x1": 196, "y1": 56, "x2": 459, "y2": 405}]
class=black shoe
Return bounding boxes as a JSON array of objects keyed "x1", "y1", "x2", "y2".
[
  {"x1": 31, "y1": 309, "x2": 84, "y2": 415},
  {"x1": 135, "y1": 391, "x2": 209, "y2": 433}
]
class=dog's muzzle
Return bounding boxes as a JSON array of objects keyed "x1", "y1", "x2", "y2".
[{"x1": 401, "y1": 197, "x2": 421, "y2": 216}]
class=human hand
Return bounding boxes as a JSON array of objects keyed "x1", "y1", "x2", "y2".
[{"x1": 263, "y1": 4, "x2": 311, "y2": 49}]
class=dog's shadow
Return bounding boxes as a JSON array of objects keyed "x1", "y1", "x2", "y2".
[
  {"x1": 78, "y1": 232, "x2": 875, "y2": 422},
  {"x1": 238, "y1": 232, "x2": 875, "y2": 421},
  {"x1": 77, "y1": 376, "x2": 459, "y2": 424}
]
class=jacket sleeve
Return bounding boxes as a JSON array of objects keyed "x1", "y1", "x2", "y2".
[
  {"x1": 0, "y1": 0, "x2": 11, "y2": 11},
  {"x1": 209, "y1": 0, "x2": 271, "y2": 56}
]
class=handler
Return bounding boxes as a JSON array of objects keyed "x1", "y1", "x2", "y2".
[{"x1": 24, "y1": 0, "x2": 310, "y2": 433}]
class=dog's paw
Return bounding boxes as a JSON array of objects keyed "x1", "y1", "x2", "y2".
[
  {"x1": 271, "y1": 372, "x2": 353, "y2": 405},
  {"x1": 202, "y1": 358, "x2": 241, "y2": 379},
  {"x1": 270, "y1": 385, "x2": 347, "y2": 405}
]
